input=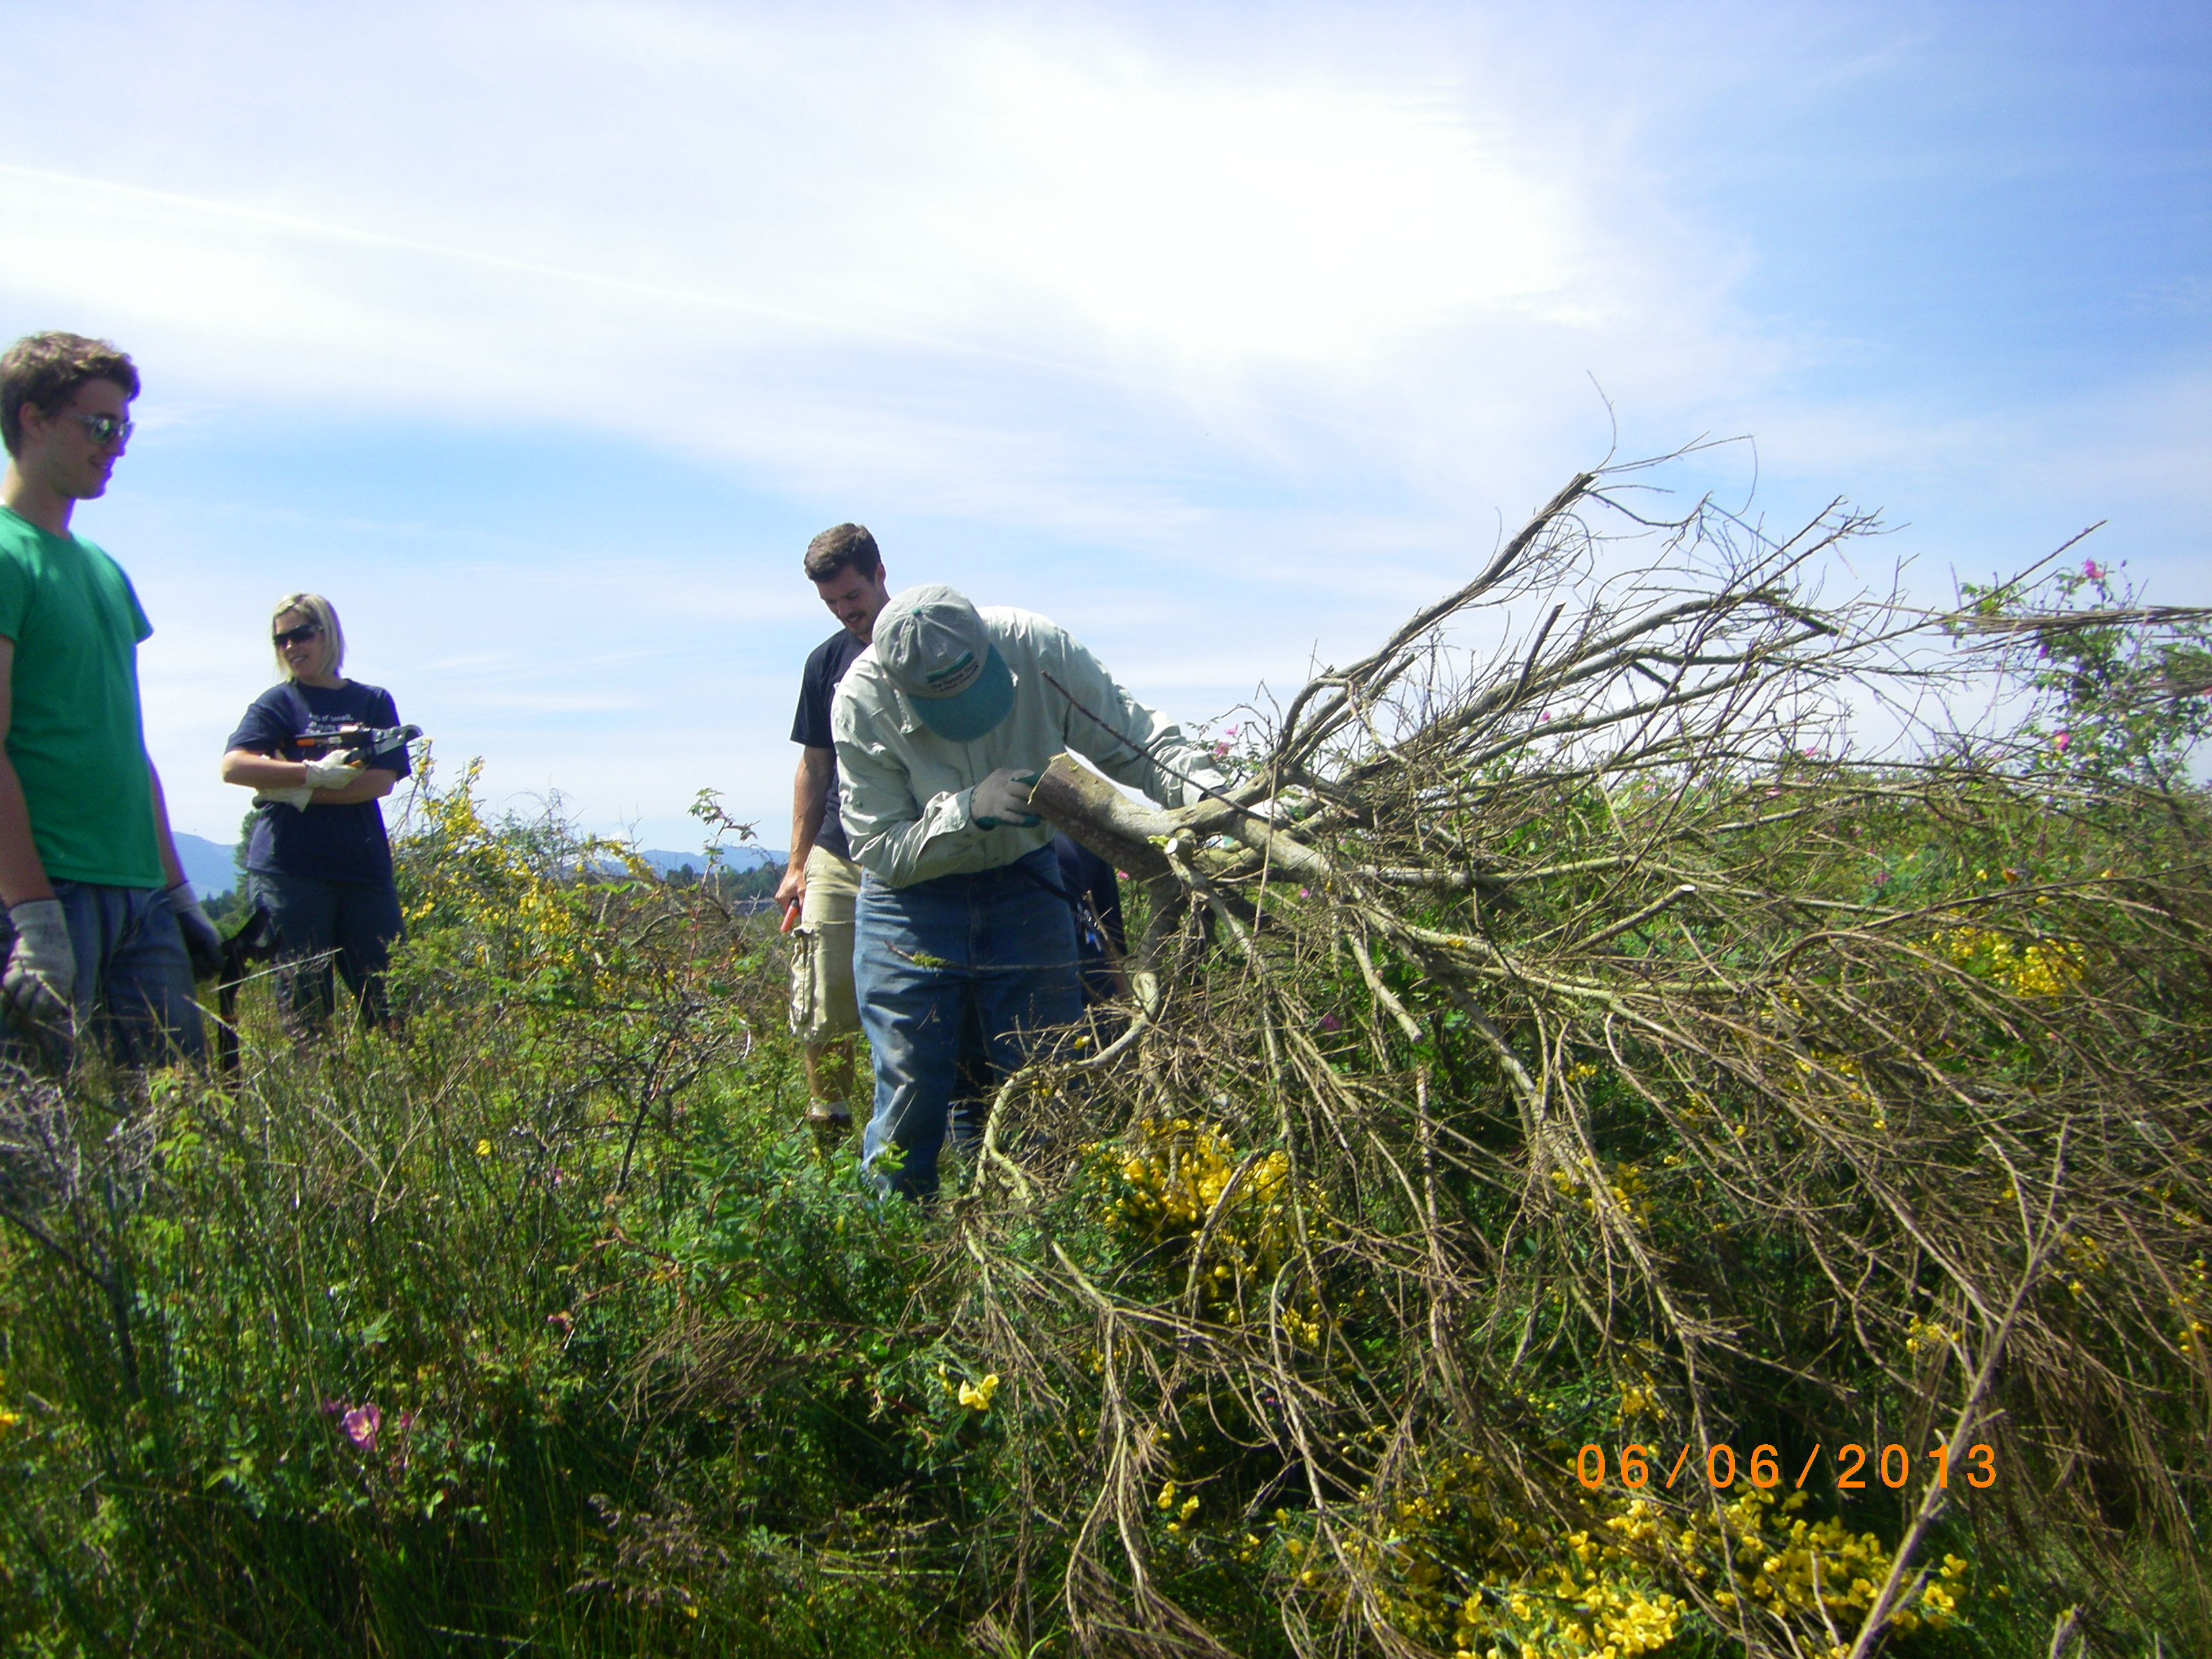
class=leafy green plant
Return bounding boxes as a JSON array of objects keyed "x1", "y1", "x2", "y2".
[{"x1": 1955, "y1": 552, "x2": 2212, "y2": 788}]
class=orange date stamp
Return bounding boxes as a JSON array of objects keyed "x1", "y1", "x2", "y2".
[{"x1": 1573, "y1": 1441, "x2": 1997, "y2": 1494}]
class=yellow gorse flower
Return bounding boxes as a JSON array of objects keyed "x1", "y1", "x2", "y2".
[
  {"x1": 1084, "y1": 1116, "x2": 1334, "y2": 1332},
  {"x1": 394, "y1": 758, "x2": 642, "y2": 992},
  {"x1": 1279, "y1": 1453, "x2": 1971, "y2": 1659},
  {"x1": 1936, "y1": 925, "x2": 2085, "y2": 996}
]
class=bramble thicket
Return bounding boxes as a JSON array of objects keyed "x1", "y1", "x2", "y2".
[{"x1": 1, "y1": 462, "x2": 2207, "y2": 1658}]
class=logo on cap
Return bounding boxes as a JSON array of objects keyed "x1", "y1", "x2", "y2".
[{"x1": 922, "y1": 651, "x2": 982, "y2": 698}]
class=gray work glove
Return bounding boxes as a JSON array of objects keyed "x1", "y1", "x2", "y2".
[
  {"x1": 3, "y1": 898, "x2": 77, "y2": 1042},
  {"x1": 166, "y1": 881, "x2": 224, "y2": 981},
  {"x1": 972, "y1": 769, "x2": 1041, "y2": 830}
]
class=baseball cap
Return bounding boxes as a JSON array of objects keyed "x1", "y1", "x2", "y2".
[{"x1": 874, "y1": 584, "x2": 1016, "y2": 741}]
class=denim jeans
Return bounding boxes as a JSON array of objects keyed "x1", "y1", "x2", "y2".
[
  {"x1": 0, "y1": 880, "x2": 204, "y2": 1065},
  {"x1": 855, "y1": 844, "x2": 1082, "y2": 1200},
  {"x1": 251, "y1": 871, "x2": 404, "y2": 1029}
]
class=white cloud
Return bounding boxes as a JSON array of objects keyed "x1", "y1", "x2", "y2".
[
  {"x1": 0, "y1": 4, "x2": 1645, "y2": 495},
  {"x1": 970, "y1": 42, "x2": 1588, "y2": 356}
]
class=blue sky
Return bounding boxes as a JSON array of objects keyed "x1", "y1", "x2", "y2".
[{"x1": 2, "y1": 0, "x2": 2204, "y2": 849}]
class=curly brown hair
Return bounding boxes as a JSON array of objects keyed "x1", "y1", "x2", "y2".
[{"x1": 1, "y1": 332, "x2": 140, "y2": 457}]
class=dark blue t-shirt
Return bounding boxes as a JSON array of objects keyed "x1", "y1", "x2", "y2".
[
  {"x1": 226, "y1": 680, "x2": 408, "y2": 884},
  {"x1": 790, "y1": 628, "x2": 868, "y2": 861}
]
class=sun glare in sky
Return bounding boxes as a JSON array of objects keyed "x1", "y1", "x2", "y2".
[{"x1": 994, "y1": 65, "x2": 1582, "y2": 354}]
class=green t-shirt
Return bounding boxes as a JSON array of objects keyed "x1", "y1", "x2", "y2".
[{"x1": 0, "y1": 506, "x2": 163, "y2": 887}]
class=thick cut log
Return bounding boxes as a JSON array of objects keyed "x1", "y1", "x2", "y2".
[
  {"x1": 1027, "y1": 754, "x2": 1179, "y2": 880},
  {"x1": 1029, "y1": 754, "x2": 1336, "y2": 887}
]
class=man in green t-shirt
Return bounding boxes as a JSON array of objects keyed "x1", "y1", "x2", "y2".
[{"x1": 0, "y1": 332, "x2": 220, "y2": 1064}]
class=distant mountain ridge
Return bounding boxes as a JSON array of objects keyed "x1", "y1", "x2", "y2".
[
  {"x1": 633, "y1": 846, "x2": 783, "y2": 876},
  {"x1": 171, "y1": 833, "x2": 781, "y2": 898},
  {"x1": 173, "y1": 832, "x2": 244, "y2": 897}
]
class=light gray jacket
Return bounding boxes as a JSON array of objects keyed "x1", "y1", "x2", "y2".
[{"x1": 831, "y1": 606, "x2": 1225, "y2": 888}]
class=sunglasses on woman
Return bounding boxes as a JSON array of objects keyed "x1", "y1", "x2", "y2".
[{"x1": 273, "y1": 623, "x2": 323, "y2": 648}]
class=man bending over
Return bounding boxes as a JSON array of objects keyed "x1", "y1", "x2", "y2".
[{"x1": 833, "y1": 584, "x2": 1222, "y2": 1199}]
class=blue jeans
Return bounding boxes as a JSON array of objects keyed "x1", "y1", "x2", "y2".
[
  {"x1": 251, "y1": 871, "x2": 404, "y2": 1029},
  {"x1": 0, "y1": 880, "x2": 204, "y2": 1065},
  {"x1": 855, "y1": 845, "x2": 1082, "y2": 1200}
]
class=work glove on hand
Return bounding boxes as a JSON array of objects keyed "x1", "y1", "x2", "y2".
[
  {"x1": 2, "y1": 899, "x2": 77, "y2": 1042},
  {"x1": 165, "y1": 881, "x2": 224, "y2": 981},
  {"x1": 254, "y1": 753, "x2": 362, "y2": 812},
  {"x1": 303, "y1": 754, "x2": 365, "y2": 792},
  {"x1": 972, "y1": 769, "x2": 1042, "y2": 830}
]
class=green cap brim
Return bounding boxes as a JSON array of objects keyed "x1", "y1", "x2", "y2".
[{"x1": 912, "y1": 645, "x2": 1015, "y2": 742}]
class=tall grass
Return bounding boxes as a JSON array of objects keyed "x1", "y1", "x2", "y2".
[{"x1": 0, "y1": 774, "x2": 962, "y2": 1655}]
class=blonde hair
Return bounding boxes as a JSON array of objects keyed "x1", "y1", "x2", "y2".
[{"x1": 271, "y1": 592, "x2": 345, "y2": 682}]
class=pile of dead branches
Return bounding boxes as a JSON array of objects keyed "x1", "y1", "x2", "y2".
[{"x1": 949, "y1": 464, "x2": 2212, "y2": 1658}]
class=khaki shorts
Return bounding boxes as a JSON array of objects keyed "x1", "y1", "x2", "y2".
[{"x1": 787, "y1": 844, "x2": 861, "y2": 1043}]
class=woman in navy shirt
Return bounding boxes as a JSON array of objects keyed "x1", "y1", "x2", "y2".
[{"x1": 220, "y1": 593, "x2": 409, "y2": 1029}]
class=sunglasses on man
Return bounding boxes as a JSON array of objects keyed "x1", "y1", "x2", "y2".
[{"x1": 75, "y1": 413, "x2": 134, "y2": 449}]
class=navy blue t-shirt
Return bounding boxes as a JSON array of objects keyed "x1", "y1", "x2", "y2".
[
  {"x1": 226, "y1": 680, "x2": 409, "y2": 884},
  {"x1": 790, "y1": 628, "x2": 867, "y2": 861}
]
